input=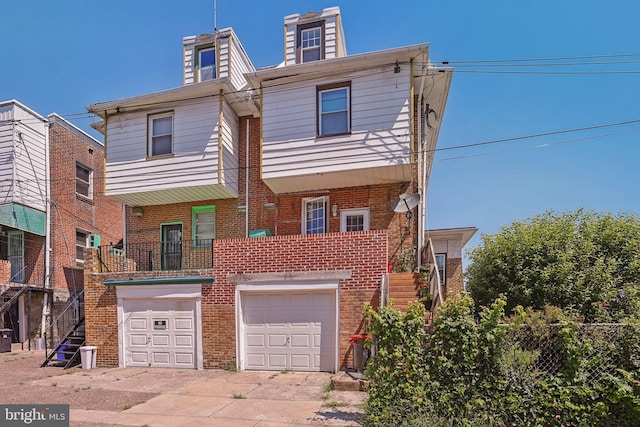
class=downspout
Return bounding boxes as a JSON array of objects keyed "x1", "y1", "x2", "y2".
[
  {"x1": 218, "y1": 89, "x2": 224, "y2": 184},
  {"x1": 245, "y1": 117, "x2": 250, "y2": 238},
  {"x1": 41, "y1": 119, "x2": 51, "y2": 339},
  {"x1": 416, "y1": 55, "x2": 427, "y2": 271}
]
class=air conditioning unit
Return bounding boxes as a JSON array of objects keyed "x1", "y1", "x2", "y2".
[{"x1": 89, "y1": 234, "x2": 101, "y2": 248}]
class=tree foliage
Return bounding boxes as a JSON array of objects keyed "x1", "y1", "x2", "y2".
[{"x1": 466, "y1": 209, "x2": 640, "y2": 322}]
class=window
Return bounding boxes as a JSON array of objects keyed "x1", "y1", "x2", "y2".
[
  {"x1": 76, "y1": 230, "x2": 90, "y2": 262},
  {"x1": 198, "y1": 47, "x2": 216, "y2": 81},
  {"x1": 318, "y1": 83, "x2": 350, "y2": 136},
  {"x1": 192, "y1": 206, "x2": 216, "y2": 247},
  {"x1": 148, "y1": 112, "x2": 173, "y2": 157},
  {"x1": 296, "y1": 21, "x2": 324, "y2": 63},
  {"x1": 302, "y1": 196, "x2": 328, "y2": 234},
  {"x1": 435, "y1": 254, "x2": 446, "y2": 285},
  {"x1": 75, "y1": 163, "x2": 92, "y2": 198},
  {"x1": 340, "y1": 208, "x2": 370, "y2": 232}
]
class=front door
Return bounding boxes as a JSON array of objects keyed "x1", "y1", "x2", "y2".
[
  {"x1": 161, "y1": 224, "x2": 182, "y2": 270},
  {"x1": 8, "y1": 231, "x2": 24, "y2": 283}
]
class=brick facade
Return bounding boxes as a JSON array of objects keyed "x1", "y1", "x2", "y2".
[
  {"x1": 85, "y1": 231, "x2": 387, "y2": 370},
  {"x1": 49, "y1": 120, "x2": 123, "y2": 300}
]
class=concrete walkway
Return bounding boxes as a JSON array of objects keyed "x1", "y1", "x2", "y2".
[{"x1": 0, "y1": 346, "x2": 365, "y2": 426}]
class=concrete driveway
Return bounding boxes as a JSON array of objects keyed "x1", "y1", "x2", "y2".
[{"x1": 0, "y1": 346, "x2": 365, "y2": 426}]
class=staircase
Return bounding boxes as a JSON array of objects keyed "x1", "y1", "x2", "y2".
[
  {"x1": 1, "y1": 286, "x2": 29, "y2": 315},
  {"x1": 387, "y1": 272, "x2": 433, "y2": 323},
  {"x1": 41, "y1": 317, "x2": 85, "y2": 369},
  {"x1": 41, "y1": 291, "x2": 85, "y2": 369}
]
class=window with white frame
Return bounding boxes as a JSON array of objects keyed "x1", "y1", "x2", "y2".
[
  {"x1": 148, "y1": 112, "x2": 173, "y2": 157},
  {"x1": 192, "y1": 206, "x2": 215, "y2": 247},
  {"x1": 301, "y1": 27, "x2": 321, "y2": 62},
  {"x1": 76, "y1": 230, "x2": 90, "y2": 262},
  {"x1": 318, "y1": 83, "x2": 350, "y2": 136},
  {"x1": 435, "y1": 254, "x2": 446, "y2": 285},
  {"x1": 340, "y1": 208, "x2": 370, "y2": 232},
  {"x1": 198, "y1": 47, "x2": 216, "y2": 81},
  {"x1": 297, "y1": 21, "x2": 324, "y2": 63},
  {"x1": 75, "y1": 163, "x2": 92, "y2": 198},
  {"x1": 302, "y1": 196, "x2": 328, "y2": 234}
]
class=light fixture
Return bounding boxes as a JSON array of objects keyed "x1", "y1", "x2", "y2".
[
  {"x1": 332, "y1": 204, "x2": 338, "y2": 217},
  {"x1": 237, "y1": 205, "x2": 247, "y2": 213},
  {"x1": 394, "y1": 60, "x2": 401, "y2": 74},
  {"x1": 263, "y1": 202, "x2": 277, "y2": 210},
  {"x1": 132, "y1": 207, "x2": 144, "y2": 217}
]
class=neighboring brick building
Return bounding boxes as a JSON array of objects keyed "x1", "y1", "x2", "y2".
[
  {"x1": 0, "y1": 102, "x2": 123, "y2": 345},
  {"x1": 85, "y1": 6, "x2": 456, "y2": 372},
  {"x1": 426, "y1": 227, "x2": 478, "y2": 296},
  {"x1": 48, "y1": 114, "x2": 123, "y2": 301}
]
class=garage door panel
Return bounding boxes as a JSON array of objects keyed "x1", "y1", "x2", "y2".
[
  {"x1": 129, "y1": 318, "x2": 147, "y2": 330},
  {"x1": 130, "y1": 334, "x2": 148, "y2": 346},
  {"x1": 131, "y1": 351, "x2": 148, "y2": 363},
  {"x1": 174, "y1": 318, "x2": 193, "y2": 330},
  {"x1": 175, "y1": 334, "x2": 193, "y2": 347},
  {"x1": 268, "y1": 334, "x2": 288, "y2": 347},
  {"x1": 268, "y1": 354, "x2": 287, "y2": 369},
  {"x1": 151, "y1": 334, "x2": 170, "y2": 346},
  {"x1": 152, "y1": 352, "x2": 170, "y2": 364},
  {"x1": 175, "y1": 353, "x2": 194, "y2": 366},
  {"x1": 242, "y1": 290, "x2": 336, "y2": 372},
  {"x1": 290, "y1": 334, "x2": 310, "y2": 347}
]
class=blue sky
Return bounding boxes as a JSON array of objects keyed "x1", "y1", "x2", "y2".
[{"x1": 2, "y1": 1, "x2": 640, "y2": 254}]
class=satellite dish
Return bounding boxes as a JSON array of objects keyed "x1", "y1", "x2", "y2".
[{"x1": 392, "y1": 193, "x2": 421, "y2": 215}]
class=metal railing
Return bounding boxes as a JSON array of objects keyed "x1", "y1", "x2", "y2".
[
  {"x1": 45, "y1": 290, "x2": 84, "y2": 349},
  {"x1": 98, "y1": 240, "x2": 214, "y2": 272},
  {"x1": 423, "y1": 238, "x2": 444, "y2": 315}
]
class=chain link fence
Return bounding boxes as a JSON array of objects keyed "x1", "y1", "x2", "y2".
[{"x1": 506, "y1": 323, "x2": 640, "y2": 380}]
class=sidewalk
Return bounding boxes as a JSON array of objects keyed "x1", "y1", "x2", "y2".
[{"x1": 0, "y1": 346, "x2": 365, "y2": 426}]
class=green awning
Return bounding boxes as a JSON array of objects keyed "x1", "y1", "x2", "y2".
[{"x1": 0, "y1": 203, "x2": 45, "y2": 236}]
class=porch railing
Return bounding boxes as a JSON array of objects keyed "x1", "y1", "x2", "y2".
[
  {"x1": 98, "y1": 240, "x2": 214, "y2": 273},
  {"x1": 423, "y1": 238, "x2": 444, "y2": 316}
]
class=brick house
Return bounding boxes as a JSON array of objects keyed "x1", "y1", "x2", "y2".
[
  {"x1": 85, "y1": 6, "x2": 454, "y2": 372},
  {"x1": 0, "y1": 101, "x2": 123, "y2": 346}
]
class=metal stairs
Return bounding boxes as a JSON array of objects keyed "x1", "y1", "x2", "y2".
[{"x1": 41, "y1": 317, "x2": 85, "y2": 369}]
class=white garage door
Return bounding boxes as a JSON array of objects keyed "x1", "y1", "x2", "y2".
[
  {"x1": 123, "y1": 299, "x2": 196, "y2": 369},
  {"x1": 242, "y1": 291, "x2": 336, "y2": 372}
]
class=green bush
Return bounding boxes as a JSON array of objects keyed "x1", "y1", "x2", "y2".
[{"x1": 363, "y1": 294, "x2": 640, "y2": 427}]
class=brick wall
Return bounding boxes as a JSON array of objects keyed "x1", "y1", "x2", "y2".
[
  {"x1": 85, "y1": 231, "x2": 387, "y2": 371},
  {"x1": 445, "y1": 257, "x2": 464, "y2": 297},
  {"x1": 49, "y1": 122, "x2": 123, "y2": 299}
]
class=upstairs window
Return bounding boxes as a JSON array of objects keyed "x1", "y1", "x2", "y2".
[
  {"x1": 318, "y1": 83, "x2": 350, "y2": 136},
  {"x1": 435, "y1": 254, "x2": 446, "y2": 285},
  {"x1": 76, "y1": 163, "x2": 92, "y2": 199},
  {"x1": 198, "y1": 47, "x2": 216, "y2": 81},
  {"x1": 192, "y1": 206, "x2": 216, "y2": 247},
  {"x1": 302, "y1": 196, "x2": 328, "y2": 234},
  {"x1": 148, "y1": 112, "x2": 173, "y2": 157},
  {"x1": 296, "y1": 21, "x2": 325, "y2": 63},
  {"x1": 76, "y1": 230, "x2": 89, "y2": 262}
]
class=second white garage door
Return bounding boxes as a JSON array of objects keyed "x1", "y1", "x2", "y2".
[
  {"x1": 242, "y1": 291, "x2": 336, "y2": 372},
  {"x1": 123, "y1": 299, "x2": 196, "y2": 369}
]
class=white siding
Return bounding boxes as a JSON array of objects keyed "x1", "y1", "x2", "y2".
[
  {"x1": 221, "y1": 99, "x2": 239, "y2": 194},
  {"x1": 0, "y1": 103, "x2": 46, "y2": 211},
  {"x1": 105, "y1": 98, "x2": 239, "y2": 199},
  {"x1": 228, "y1": 36, "x2": 255, "y2": 91},
  {"x1": 283, "y1": 9, "x2": 344, "y2": 65},
  {"x1": 324, "y1": 16, "x2": 337, "y2": 60},
  {"x1": 183, "y1": 40, "x2": 196, "y2": 85},
  {"x1": 218, "y1": 37, "x2": 230, "y2": 81},
  {"x1": 261, "y1": 65, "x2": 411, "y2": 180},
  {"x1": 0, "y1": 122, "x2": 15, "y2": 204}
]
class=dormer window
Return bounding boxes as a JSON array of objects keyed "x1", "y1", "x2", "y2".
[
  {"x1": 297, "y1": 21, "x2": 325, "y2": 63},
  {"x1": 198, "y1": 47, "x2": 216, "y2": 81}
]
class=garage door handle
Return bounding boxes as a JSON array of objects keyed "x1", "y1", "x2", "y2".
[{"x1": 286, "y1": 337, "x2": 290, "y2": 344}]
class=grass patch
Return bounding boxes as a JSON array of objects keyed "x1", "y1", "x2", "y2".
[
  {"x1": 231, "y1": 393, "x2": 246, "y2": 399},
  {"x1": 322, "y1": 400, "x2": 349, "y2": 408},
  {"x1": 121, "y1": 404, "x2": 132, "y2": 411}
]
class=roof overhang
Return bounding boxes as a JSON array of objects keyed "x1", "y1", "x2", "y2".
[
  {"x1": 426, "y1": 227, "x2": 478, "y2": 248},
  {"x1": 246, "y1": 43, "x2": 432, "y2": 87},
  {"x1": 87, "y1": 77, "x2": 259, "y2": 120}
]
